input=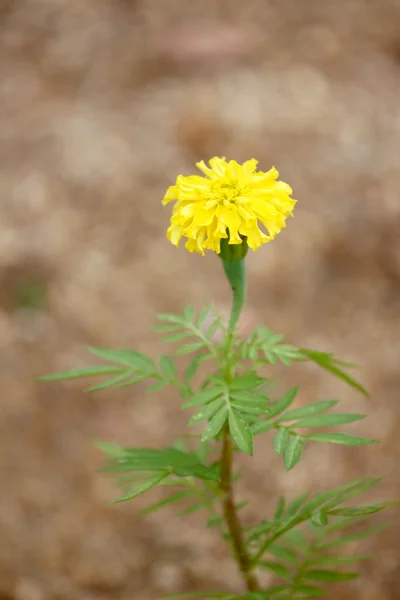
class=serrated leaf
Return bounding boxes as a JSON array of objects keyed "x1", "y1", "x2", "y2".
[
  {"x1": 159, "y1": 355, "x2": 177, "y2": 379},
  {"x1": 312, "y1": 554, "x2": 370, "y2": 567},
  {"x1": 300, "y1": 348, "x2": 368, "y2": 397},
  {"x1": 88, "y1": 347, "x2": 155, "y2": 371},
  {"x1": 184, "y1": 354, "x2": 206, "y2": 386},
  {"x1": 274, "y1": 497, "x2": 286, "y2": 519},
  {"x1": 229, "y1": 411, "x2": 253, "y2": 455},
  {"x1": 292, "y1": 413, "x2": 365, "y2": 429},
  {"x1": 304, "y1": 432, "x2": 377, "y2": 446},
  {"x1": 157, "y1": 313, "x2": 185, "y2": 324},
  {"x1": 278, "y1": 400, "x2": 340, "y2": 422},
  {"x1": 101, "y1": 447, "x2": 218, "y2": 481},
  {"x1": 287, "y1": 492, "x2": 309, "y2": 516},
  {"x1": 267, "y1": 544, "x2": 297, "y2": 565},
  {"x1": 230, "y1": 402, "x2": 264, "y2": 415},
  {"x1": 283, "y1": 435, "x2": 303, "y2": 471},
  {"x1": 316, "y1": 524, "x2": 387, "y2": 551},
  {"x1": 268, "y1": 387, "x2": 299, "y2": 418},
  {"x1": 146, "y1": 379, "x2": 169, "y2": 392},
  {"x1": 205, "y1": 318, "x2": 220, "y2": 339},
  {"x1": 95, "y1": 440, "x2": 125, "y2": 458},
  {"x1": 37, "y1": 365, "x2": 125, "y2": 382},
  {"x1": 290, "y1": 584, "x2": 324, "y2": 597},
  {"x1": 311, "y1": 510, "x2": 328, "y2": 527},
  {"x1": 85, "y1": 371, "x2": 132, "y2": 392},
  {"x1": 152, "y1": 324, "x2": 182, "y2": 332},
  {"x1": 251, "y1": 420, "x2": 275, "y2": 435},
  {"x1": 140, "y1": 491, "x2": 191, "y2": 515},
  {"x1": 302, "y1": 569, "x2": 358, "y2": 582},
  {"x1": 302, "y1": 477, "x2": 381, "y2": 514},
  {"x1": 273, "y1": 428, "x2": 290, "y2": 456},
  {"x1": 327, "y1": 504, "x2": 386, "y2": 517},
  {"x1": 163, "y1": 332, "x2": 190, "y2": 343},
  {"x1": 182, "y1": 386, "x2": 223, "y2": 409},
  {"x1": 202, "y1": 405, "x2": 228, "y2": 441},
  {"x1": 112, "y1": 474, "x2": 167, "y2": 503},
  {"x1": 176, "y1": 342, "x2": 205, "y2": 355},
  {"x1": 189, "y1": 398, "x2": 225, "y2": 425},
  {"x1": 197, "y1": 306, "x2": 211, "y2": 329},
  {"x1": 259, "y1": 560, "x2": 291, "y2": 579},
  {"x1": 184, "y1": 305, "x2": 196, "y2": 321},
  {"x1": 230, "y1": 374, "x2": 266, "y2": 391},
  {"x1": 229, "y1": 391, "x2": 269, "y2": 405},
  {"x1": 178, "y1": 502, "x2": 204, "y2": 516},
  {"x1": 283, "y1": 530, "x2": 309, "y2": 552}
]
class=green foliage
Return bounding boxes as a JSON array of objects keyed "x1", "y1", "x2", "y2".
[{"x1": 39, "y1": 302, "x2": 390, "y2": 600}]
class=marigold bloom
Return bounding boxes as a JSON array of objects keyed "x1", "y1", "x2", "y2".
[{"x1": 162, "y1": 157, "x2": 296, "y2": 255}]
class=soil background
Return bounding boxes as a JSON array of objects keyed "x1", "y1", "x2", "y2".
[{"x1": 0, "y1": 1, "x2": 400, "y2": 599}]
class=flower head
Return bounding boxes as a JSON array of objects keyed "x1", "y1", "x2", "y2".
[{"x1": 162, "y1": 157, "x2": 296, "y2": 255}]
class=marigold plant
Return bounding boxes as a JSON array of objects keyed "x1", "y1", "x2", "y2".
[{"x1": 40, "y1": 158, "x2": 393, "y2": 600}]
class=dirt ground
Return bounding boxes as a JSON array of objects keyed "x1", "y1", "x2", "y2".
[{"x1": 0, "y1": 0, "x2": 400, "y2": 598}]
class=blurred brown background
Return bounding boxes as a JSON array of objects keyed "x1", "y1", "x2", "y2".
[{"x1": 1, "y1": 0, "x2": 400, "y2": 599}]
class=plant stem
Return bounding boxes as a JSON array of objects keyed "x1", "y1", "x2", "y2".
[
  {"x1": 219, "y1": 256, "x2": 260, "y2": 592},
  {"x1": 220, "y1": 425, "x2": 260, "y2": 592}
]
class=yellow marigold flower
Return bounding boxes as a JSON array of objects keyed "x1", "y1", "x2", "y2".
[{"x1": 162, "y1": 157, "x2": 296, "y2": 256}]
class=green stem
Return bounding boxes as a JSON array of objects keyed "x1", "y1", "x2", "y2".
[
  {"x1": 219, "y1": 257, "x2": 259, "y2": 592},
  {"x1": 222, "y1": 258, "x2": 247, "y2": 338}
]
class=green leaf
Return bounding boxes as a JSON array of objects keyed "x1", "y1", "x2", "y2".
[
  {"x1": 84, "y1": 371, "x2": 132, "y2": 392},
  {"x1": 176, "y1": 342, "x2": 205, "y2": 355},
  {"x1": 184, "y1": 305, "x2": 196, "y2": 321},
  {"x1": 302, "y1": 477, "x2": 381, "y2": 514},
  {"x1": 274, "y1": 497, "x2": 286, "y2": 519},
  {"x1": 316, "y1": 524, "x2": 387, "y2": 551},
  {"x1": 182, "y1": 386, "x2": 223, "y2": 409},
  {"x1": 140, "y1": 491, "x2": 191, "y2": 515},
  {"x1": 287, "y1": 492, "x2": 309, "y2": 516},
  {"x1": 229, "y1": 411, "x2": 254, "y2": 455},
  {"x1": 162, "y1": 332, "x2": 190, "y2": 343},
  {"x1": 267, "y1": 544, "x2": 297, "y2": 565},
  {"x1": 88, "y1": 347, "x2": 154, "y2": 371},
  {"x1": 268, "y1": 387, "x2": 298, "y2": 418},
  {"x1": 95, "y1": 440, "x2": 125, "y2": 458},
  {"x1": 273, "y1": 428, "x2": 290, "y2": 456},
  {"x1": 312, "y1": 554, "x2": 370, "y2": 567},
  {"x1": 159, "y1": 355, "x2": 177, "y2": 379},
  {"x1": 146, "y1": 379, "x2": 170, "y2": 392},
  {"x1": 259, "y1": 560, "x2": 291, "y2": 579},
  {"x1": 152, "y1": 324, "x2": 182, "y2": 332},
  {"x1": 202, "y1": 406, "x2": 229, "y2": 441},
  {"x1": 302, "y1": 569, "x2": 358, "y2": 582},
  {"x1": 283, "y1": 435, "x2": 303, "y2": 471},
  {"x1": 251, "y1": 420, "x2": 275, "y2": 435},
  {"x1": 327, "y1": 504, "x2": 386, "y2": 517},
  {"x1": 189, "y1": 398, "x2": 225, "y2": 425},
  {"x1": 278, "y1": 400, "x2": 339, "y2": 421},
  {"x1": 37, "y1": 365, "x2": 125, "y2": 382},
  {"x1": 230, "y1": 402, "x2": 264, "y2": 415},
  {"x1": 300, "y1": 349, "x2": 368, "y2": 397},
  {"x1": 112, "y1": 474, "x2": 167, "y2": 503},
  {"x1": 311, "y1": 510, "x2": 328, "y2": 527},
  {"x1": 184, "y1": 354, "x2": 208, "y2": 386},
  {"x1": 304, "y1": 432, "x2": 377, "y2": 446},
  {"x1": 283, "y1": 530, "x2": 309, "y2": 553},
  {"x1": 229, "y1": 391, "x2": 269, "y2": 405},
  {"x1": 290, "y1": 584, "x2": 324, "y2": 597},
  {"x1": 292, "y1": 413, "x2": 365, "y2": 429},
  {"x1": 101, "y1": 447, "x2": 219, "y2": 481},
  {"x1": 230, "y1": 374, "x2": 266, "y2": 391}
]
